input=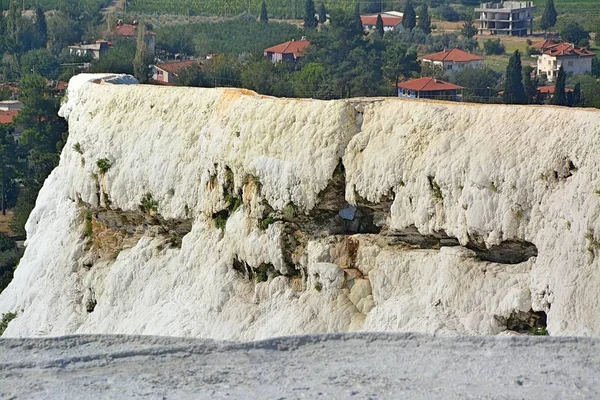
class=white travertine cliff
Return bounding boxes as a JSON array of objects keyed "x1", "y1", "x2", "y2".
[{"x1": 1, "y1": 74, "x2": 599, "y2": 338}]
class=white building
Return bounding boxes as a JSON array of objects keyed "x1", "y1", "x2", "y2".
[
  {"x1": 360, "y1": 14, "x2": 404, "y2": 32},
  {"x1": 68, "y1": 41, "x2": 109, "y2": 60},
  {"x1": 536, "y1": 43, "x2": 596, "y2": 81},
  {"x1": 475, "y1": 1, "x2": 535, "y2": 36},
  {"x1": 421, "y1": 48, "x2": 484, "y2": 76}
]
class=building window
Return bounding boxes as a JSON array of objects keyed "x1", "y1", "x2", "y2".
[
  {"x1": 447, "y1": 65, "x2": 453, "y2": 70},
  {"x1": 568, "y1": 61, "x2": 573, "y2": 66}
]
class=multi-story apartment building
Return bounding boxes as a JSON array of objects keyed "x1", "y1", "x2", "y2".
[{"x1": 475, "y1": 1, "x2": 535, "y2": 36}]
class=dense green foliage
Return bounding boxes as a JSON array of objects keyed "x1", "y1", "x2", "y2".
[
  {"x1": 540, "y1": 0, "x2": 558, "y2": 30},
  {"x1": 0, "y1": 233, "x2": 21, "y2": 294},
  {"x1": 552, "y1": 67, "x2": 567, "y2": 106},
  {"x1": 417, "y1": 4, "x2": 431, "y2": 34},
  {"x1": 503, "y1": 50, "x2": 527, "y2": 105},
  {"x1": 559, "y1": 20, "x2": 589, "y2": 45},
  {"x1": 483, "y1": 39, "x2": 505, "y2": 55},
  {"x1": 304, "y1": 0, "x2": 317, "y2": 29},
  {"x1": 402, "y1": 0, "x2": 417, "y2": 31},
  {"x1": 155, "y1": 18, "x2": 302, "y2": 57}
]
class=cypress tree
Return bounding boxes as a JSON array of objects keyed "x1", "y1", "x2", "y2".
[
  {"x1": 318, "y1": 3, "x2": 327, "y2": 24},
  {"x1": 376, "y1": 14, "x2": 385, "y2": 38},
  {"x1": 573, "y1": 83, "x2": 581, "y2": 106},
  {"x1": 552, "y1": 67, "x2": 566, "y2": 106},
  {"x1": 304, "y1": 0, "x2": 317, "y2": 29},
  {"x1": 354, "y1": 3, "x2": 363, "y2": 34},
  {"x1": 502, "y1": 50, "x2": 527, "y2": 104},
  {"x1": 133, "y1": 23, "x2": 153, "y2": 83},
  {"x1": 540, "y1": 0, "x2": 557, "y2": 31},
  {"x1": 7, "y1": 0, "x2": 20, "y2": 44},
  {"x1": 260, "y1": 2, "x2": 268, "y2": 24},
  {"x1": 402, "y1": 0, "x2": 416, "y2": 31},
  {"x1": 418, "y1": 4, "x2": 431, "y2": 34},
  {"x1": 34, "y1": 6, "x2": 48, "y2": 49}
]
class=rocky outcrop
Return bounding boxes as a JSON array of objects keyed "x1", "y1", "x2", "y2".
[{"x1": 1, "y1": 74, "x2": 599, "y2": 339}]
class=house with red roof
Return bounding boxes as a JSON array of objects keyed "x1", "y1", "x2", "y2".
[
  {"x1": 536, "y1": 42, "x2": 595, "y2": 81},
  {"x1": 0, "y1": 101, "x2": 23, "y2": 138},
  {"x1": 151, "y1": 60, "x2": 203, "y2": 86},
  {"x1": 536, "y1": 85, "x2": 574, "y2": 103},
  {"x1": 111, "y1": 21, "x2": 156, "y2": 54},
  {"x1": 360, "y1": 14, "x2": 404, "y2": 32},
  {"x1": 530, "y1": 39, "x2": 561, "y2": 52},
  {"x1": 421, "y1": 48, "x2": 484, "y2": 76},
  {"x1": 395, "y1": 77, "x2": 464, "y2": 101},
  {"x1": 264, "y1": 37, "x2": 310, "y2": 63}
]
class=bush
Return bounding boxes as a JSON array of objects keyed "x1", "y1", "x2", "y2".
[
  {"x1": 483, "y1": 39, "x2": 505, "y2": 55},
  {"x1": 213, "y1": 210, "x2": 229, "y2": 230},
  {"x1": 0, "y1": 312, "x2": 17, "y2": 335},
  {"x1": 140, "y1": 193, "x2": 159, "y2": 214},
  {"x1": 84, "y1": 210, "x2": 93, "y2": 238},
  {"x1": 96, "y1": 158, "x2": 112, "y2": 174},
  {"x1": 259, "y1": 216, "x2": 275, "y2": 230}
]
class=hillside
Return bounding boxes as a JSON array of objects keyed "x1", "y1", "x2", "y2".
[{"x1": 1, "y1": 74, "x2": 600, "y2": 339}]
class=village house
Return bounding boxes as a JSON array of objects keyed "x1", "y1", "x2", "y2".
[
  {"x1": 421, "y1": 48, "x2": 484, "y2": 76},
  {"x1": 360, "y1": 14, "x2": 404, "y2": 32},
  {"x1": 536, "y1": 42, "x2": 595, "y2": 81},
  {"x1": 396, "y1": 77, "x2": 464, "y2": 101},
  {"x1": 151, "y1": 60, "x2": 203, "y2": 86},
  {"x1": 111, "y1": 22, "x2": 156, "y2": 54},
  {"x1": 536, "y1": 85, "x2": 574, "y2": 103},
  {"x1": 264, "y1": 37, "x2": 310, "y2": 63},
  {"x1": 475, "y1": 1, "x2": 535, "y2": 36},
  {"x1": 0, "y1": 100, "x2": 24, "y2": 138},
  {"x1": 68, "y1": 40, "x2": 110, "y2": 60}
]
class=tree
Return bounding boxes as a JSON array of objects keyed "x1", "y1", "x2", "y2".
[
  {"x1": 176, "y1": 65, "x2": 208, "y2": 87},
  {"x1": 20, "y1": 49, "x2": 60, "y2": 79},
  {"x1": 540, "y1": 0, "x2": 557, "y2": 31},
  {"x1": 0, "y1": 125, "x2": 19, "y2": 215},
  {"x1": 454, "y1": 67, "x2": 501, "y2": 101},
  {"x1": 560, "y1": 21, "x2": 589, "y2": 45},
  {"x1": 6, "y1": 0, "x2": 20, "y2": 45},
  {"x1": 294, "y1": 62, "x2": 326, "y2": 98},
  {"x1": 133, "y1": 23, "x2": 153, "y2": 83},
  {"x1": 375, "y1": 14, "x2": 385, "y2": 38},
  {"x1": 383, "y1": 43, "x2": 419, "y2": 90},
  {"x1": 552, "y1": 67, "x2": 567, "y2": 106},
  {"x1": 318, "y1": 3, "x2": 327, "y2": 24},
  {"x1": 461, "y1": 17, "x2": 478, "y2": 39},
  {"x1": 260, "y1": 2, "x2": 268, "y2": 24},
  {"x1": 403, "y1": 0, "x2": 417, "y2": 31},
  {"x1": 593, "y1": 57, "x2": 600, "y2": 77},
  {"x1": 304, "y1": 0, "x2": 318, "y2": 29},
  {"x1": 573, "y1": 83, "x2": 581, "y2": 106},
  {"x1": 483, "y1": 38, "x2": 505, "y2": 55},
  {"x1": 34, "y1": 6, "x2": 48, "y2": 49},
  {"x1": 353, "y1": 3, "x2": 363, "y2": 34},
  {"x1": 522, "y1": 65, "x2": 538, "y2": 104},
  {"x1": 503, "y1": 50, "x2": 527, "y2": 105},
  {"x1": 418, "y1": 4, "x2": 431, "y2": 34}
]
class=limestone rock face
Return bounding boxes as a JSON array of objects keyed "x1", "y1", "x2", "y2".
[{"x1": 1, "y1": 74, "x2": 599, "y2": 339}]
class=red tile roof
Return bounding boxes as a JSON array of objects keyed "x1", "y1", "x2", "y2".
[
  {"x1": 422, "y1": 48, "x2": 484, "y2": 62},
  {"x1": 543, "y1": 43, "x2": 595, "y2": 58},
  {"x1": 0, "y1": 109, "x2": 19, "y2": 124},
  {"x1": 537, "y1": 85, "x2": 573, "y2": 94},
  {"x1": 531, "y1": 39, "x2": 561, "y2": 51},
  {"x1": 395, "y1": 77, "x2": 465, "y2": 92},
  {"x1": 155, "y1": 60, "x2": 202, "y2": 75},
  {"x1": 360, "y1": 15, "x2": 403, "y2": 27},
  {"x1": 113, "y1": 24, "x2": 156, "y2": 37},
  {"x1": 264, "y1": 38, "x2": 310, "y2": 57}
]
